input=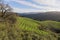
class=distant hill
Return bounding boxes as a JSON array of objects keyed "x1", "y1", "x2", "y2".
[{"x1": 19, "y1": 11, "x2": 60, "y2": 21}]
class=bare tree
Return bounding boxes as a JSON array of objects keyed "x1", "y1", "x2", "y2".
[{"x1": 0, "y1": 0, "x2": 12, "y2": 18}]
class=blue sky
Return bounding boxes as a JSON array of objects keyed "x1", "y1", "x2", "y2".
[{"x1": 4, "y1": 0, "x2": 60, "y2": 13}]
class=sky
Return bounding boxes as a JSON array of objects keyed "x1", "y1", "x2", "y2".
[{"x1": 4, "y1": 0, "x2": 60, "y2": 13}]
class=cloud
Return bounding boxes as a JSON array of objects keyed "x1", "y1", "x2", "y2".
[
  {"x1": 11, "y1": 0, "x2": 60, "y2": 9},
  {"x1": 12, "y1": 7, "x2": 60, "y2": 13},
  {"x1": 33, "y1": 0, "x2": 60, "y2": 7},
  {"x1": 5, "y1": 0, "x2": 60, "y2": 13},
  {"x1": 13, "y1": 7, "x2": 40, "y2": 13},
  {"x1": 11, "y1": 0, "x2": 45, "y2": 9},
  {"x1": 13, "y1": 7, "x2": 48, "y2": 13}
]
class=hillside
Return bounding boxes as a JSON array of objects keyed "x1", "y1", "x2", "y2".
[
  {"x1": 0, "y1": 0, "x2": 60, "y2": 40},
  {"x1": 19, "y1": 11, "x2": 60, "y2": 21},
  {"x1": 0, "y1": 15, "x2": 60, "y2": 40}
]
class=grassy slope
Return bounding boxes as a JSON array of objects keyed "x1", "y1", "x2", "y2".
[
  {"x1": 0, "y1": 16, "x2": 60, "y2": 40},
  {"x1": 15, "y1": 17, "x2": 60, "y2": 40},
  {"x1": 16, "y1": 17, "x2": 49, "y2": 35},
  {"x1": 40, "y1": 21, "x2": 60, "y2": 29},
  {"x1": 17, "y1": 17, "x2": 60, "y2": 32}
]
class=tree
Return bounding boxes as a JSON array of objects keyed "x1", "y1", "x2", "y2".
[
  {"x1": 0, "y1": 0, "x2": 12, "y2": 18},
  {"x1": 0, "y1": 0, "x2": 17, "y2": 23}
]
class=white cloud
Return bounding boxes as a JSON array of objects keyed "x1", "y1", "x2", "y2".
[
  {"x1": 33, "y1": 0, "x2": 60, "y2": 7},
  {"x1": 12, "y1": 7, "x2": 60, "y2": 13},
  {"x1": 12, "y1": 0, "x2": 60, "y2": 9},
  {"x1": 6, "y1": 0, "x2": 60, "y2": 13},
  {"x1": 12, "y1": 7, "x2": 48, "y2": 13},
  {"x1": 11, "y1": 0, "x2": 46, "y2": 9}
]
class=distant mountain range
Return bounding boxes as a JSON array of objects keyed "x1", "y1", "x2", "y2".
[{"x1": 19, "y1": 11, "x2": 60, "y2": 21}]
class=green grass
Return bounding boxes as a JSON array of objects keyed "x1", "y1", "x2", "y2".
[
  {"x1": 0, "y1": 16, "x2": 59, "y2": 40},
  {"x1": 40, "y1": 21, "x2": 60, "y2": 29},
  {"x1": 14, "y1": 17, "x2": 59, "y2": 40},
  {"x1": 16, "y1": 17, "x2": 49, "y2": 35},
  {"x1": 16, "y1": 17, "x2": 60, "y2": 32}
]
